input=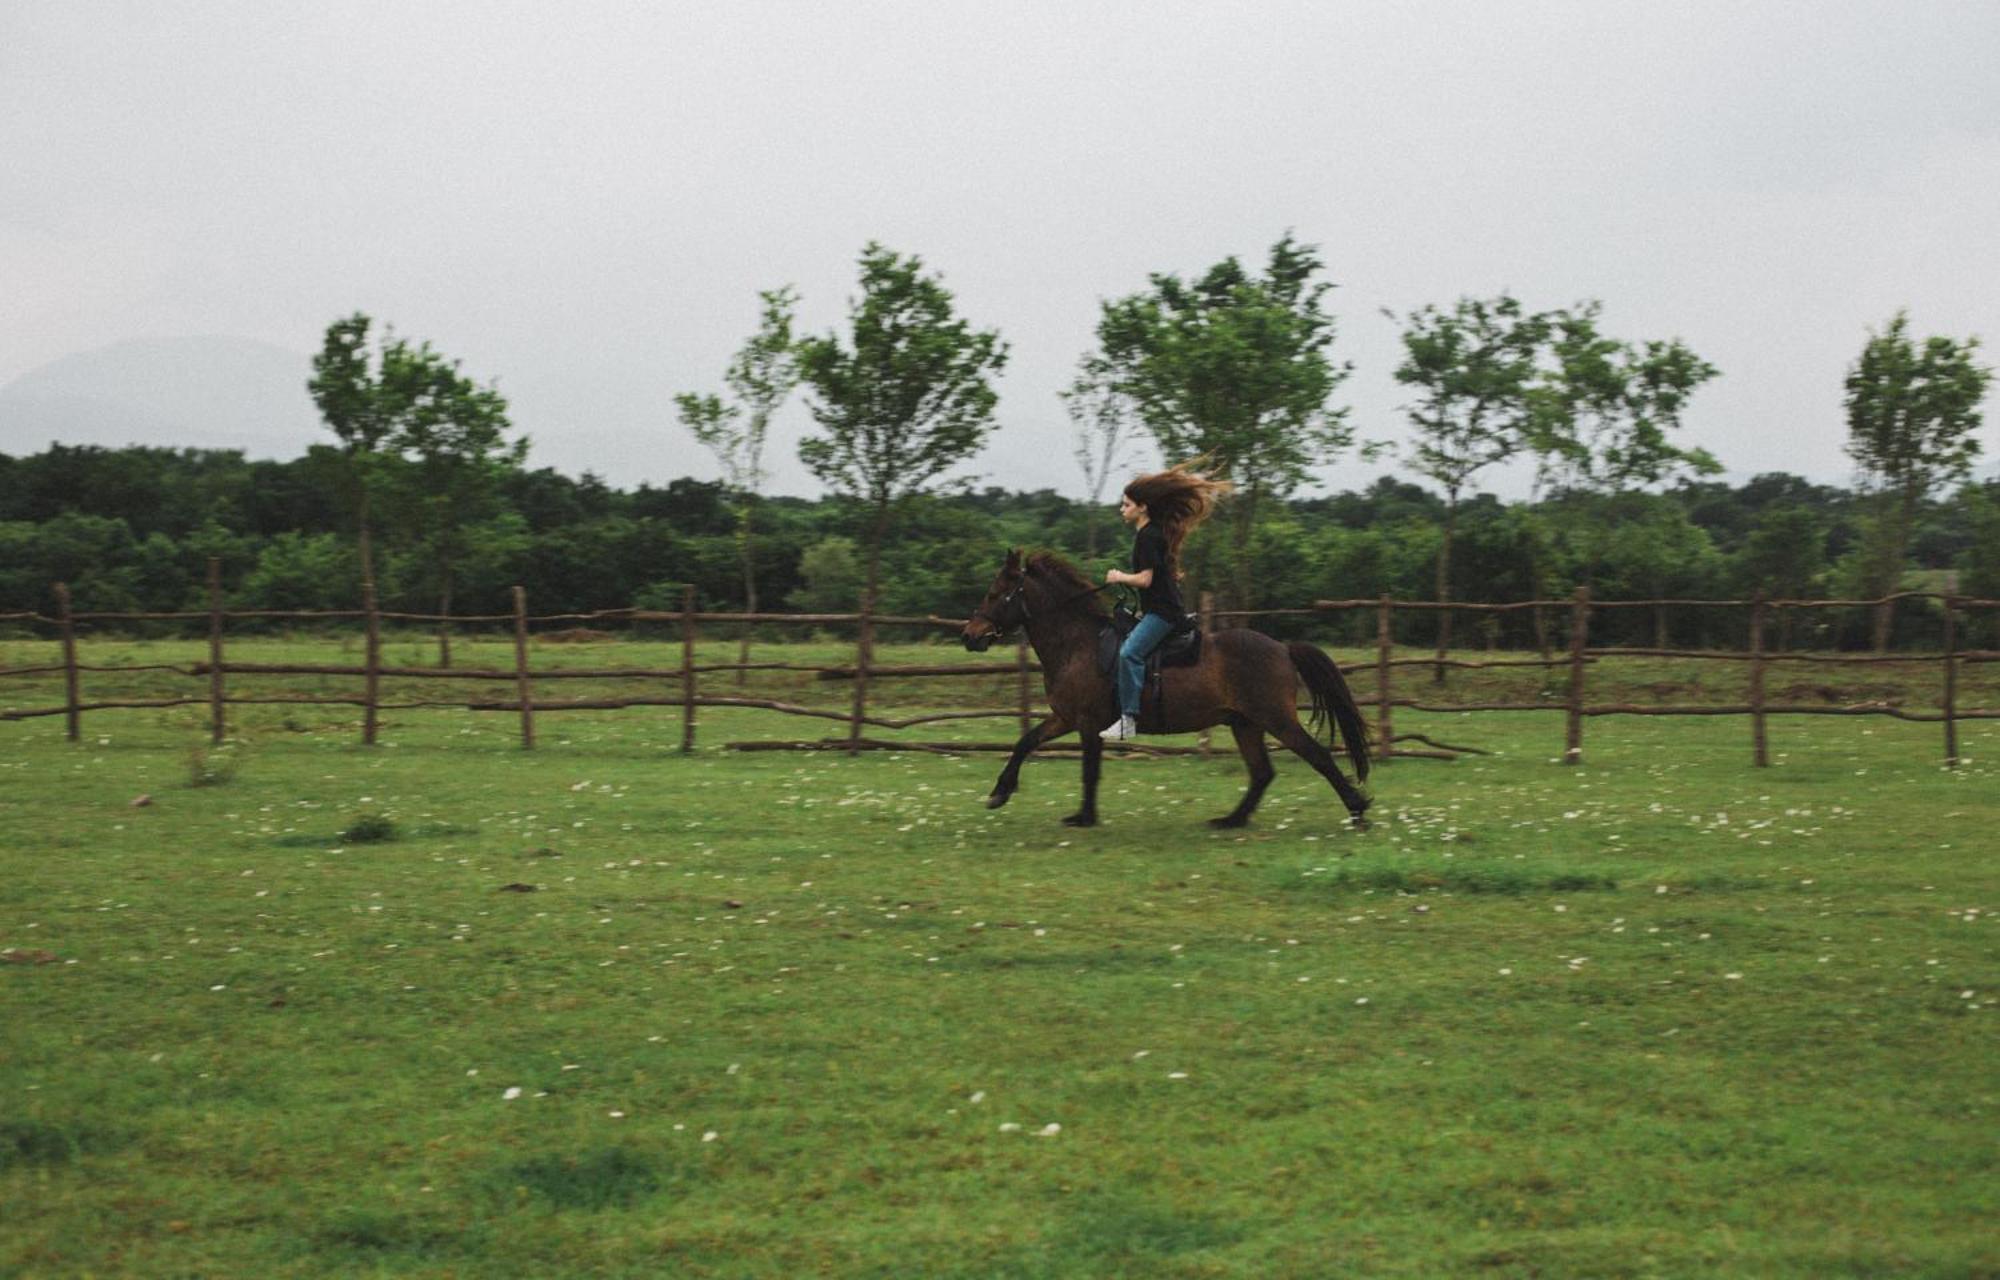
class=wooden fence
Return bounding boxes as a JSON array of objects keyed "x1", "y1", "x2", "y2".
[{"x1": 3, "y1": 563, "x2": 1997, "y2": 768}]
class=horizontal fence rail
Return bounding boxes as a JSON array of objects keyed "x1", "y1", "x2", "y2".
[{"x1": 2, "y1": 564, "x2": 1994, "y2": 768}]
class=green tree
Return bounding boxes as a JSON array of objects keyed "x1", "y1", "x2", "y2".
[
  {"x1": 309, "y1": 313, "x2": 526, "y2": 666},
  {"x1": 1504, "y1": 506, "x2": 1565, "y2": 657},
  {"x1": 1844, "y1": 310, "x2": 1992, "y2": 649},
  {"x1": 1537, "y1": 307, "x2": 1719, "y2": 492},
  {"x1": 786, "y1": 536, "x2": 864, "y2": 617},
  {"x1": 677, "y1": 285, "x2": 800, "y2": 681},
  {"x1": 1595, "y1": 497, "x2": 1724, "y2": 648},
  {"x1": 308, "y1": 315, "x2": 400, "y2": 587},
  {"x1": 1389, "y1": 294, "x2": 1550, "y2": 679},
  {"x1": 795, "y1": 244, "x2": 1008, "y2": 618},
  {"x1": 1954, "y1": 483, "x2": 2000, "y2": 647},
  {"x1": 1534, "y1": 304, "x2": 1721, "y2": 586},
  {"x1": 241, "y1": 532, "x2": 359, "y2": 612},
  {"x1": 1734, "y1": 504, "x2": 1829, "y2": 649},
  {"x1": 1094, "y1": 233, "x2": 1353, "y2": 607},
  {"x1": 0, "y1": 513, "x2": 142, "y2": 612},
  {"x1": 386, "y1": 354, "x2": 524, "y2": 665}
]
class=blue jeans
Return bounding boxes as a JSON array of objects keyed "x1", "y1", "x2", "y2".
[{"x1": 1116, "y1": 613, "x2": 1176, "y2": 717}]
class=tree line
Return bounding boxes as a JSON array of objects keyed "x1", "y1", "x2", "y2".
[
  {"x1": 2, "y1": 236, "x2": 1992, "y2": 651},
  {"x1": 5, "y1": 442, "x2": 1997, "y2": 649}
]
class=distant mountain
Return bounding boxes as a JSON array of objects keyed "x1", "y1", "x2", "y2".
[{"x1": 0, "y1": 335, "x2": 323, "y2": 458}]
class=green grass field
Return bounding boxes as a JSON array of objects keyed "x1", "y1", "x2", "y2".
[{"x1": 2, "y1": 637, "x2": 1995, "y2": 1277}]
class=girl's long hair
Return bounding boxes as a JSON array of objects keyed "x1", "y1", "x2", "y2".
[{"x1": 1124, "y1": 456, "x2": 1233, "y2": 570}]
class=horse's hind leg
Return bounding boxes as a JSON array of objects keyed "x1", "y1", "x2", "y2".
[
  {"x1": 1271, "y1": 716, "x2": 1371, "y2": 827},
  {"x1": 1062, "y1": 730, "x2": 1104, "y2": 827},
  {"x1": 1210, "y1": 720, "x2": 1274, "y2": 829}
]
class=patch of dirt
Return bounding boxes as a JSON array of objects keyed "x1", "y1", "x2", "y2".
[
  {"x1": 1773, "y1": 682, "x2": 1908, "y2": 704},
  {"x1": 1639, "y1": 681, "x2": 1698, "y2": 698},
  {"x1": 539, "y1": 628, "x2": 617, "y2": 644},
  {"x1": 1, "y1": 949, "x2": 60, "y2": 965}
]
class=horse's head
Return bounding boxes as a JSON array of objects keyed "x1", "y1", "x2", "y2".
[{"x1": 962, "y1": 548, "x2": 1030, "y2": 652}]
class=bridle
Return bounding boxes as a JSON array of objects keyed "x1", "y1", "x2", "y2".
[{"x1": 971, "y1": 571, "x2": 1114, "y2": 639}]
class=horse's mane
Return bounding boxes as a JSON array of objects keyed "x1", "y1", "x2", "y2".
[{"x1": 1025, "y1": 552, "x2": 1109, "y2": 618}]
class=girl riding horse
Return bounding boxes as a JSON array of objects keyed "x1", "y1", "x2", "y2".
[
  {"x1": 960, "y1": 510, "x2": 1373, "y2": 829},
  {"x1": 1101, "y1": 461, "x2": 1232, "y2": 741}
]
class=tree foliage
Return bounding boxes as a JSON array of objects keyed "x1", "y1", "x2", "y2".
[
  {"x1": 1845, "y1": 311, "x2": 1990, "y2": 501},
  {"x1": 795, "y1": 244, "x2": 1007, "y2": 604},
  {"x1": 307, "y1": 314, "x2": 526, "y2": 610},
  {"x1": 4, "y1": 437, "x2": 1990, "y2": 652},
  {"x1": 1536, "y1": 304, "x2": 1719, "y2": 491},
  {"x1": 1389, "y1": 294, "x2": 1551, "y2": 674},
  {"x1": 1843, "y1": 311, "x2": 1991, "y2": 647},
  {"x1": 1392, "y1": 295, "x2": 1549, "y2": 506},
  {"x1": 1094, "y1": 233, "x2": 1353, "y2": 604}
]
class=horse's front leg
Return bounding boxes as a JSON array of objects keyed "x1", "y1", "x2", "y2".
[
  {"x1": 1062, "y1": 729, "x2": 1104, "y2": 827},
  {"x1": 985, "y1": 715, "x2": 1071, "y2": 809}
]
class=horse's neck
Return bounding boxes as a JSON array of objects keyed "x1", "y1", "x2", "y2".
[{"x1": 1022, "y1": 576, "x2": 1103, "y2": 662}]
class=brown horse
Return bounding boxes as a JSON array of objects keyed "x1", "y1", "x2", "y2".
[{"x1": 960, "y1": 550, "x2": 1372, "y2": 828}]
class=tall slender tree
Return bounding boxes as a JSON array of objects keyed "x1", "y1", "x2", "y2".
[
  {"x1": 1061, "y1": 355, "x2": 1141, "y2": 560},
  {"x1": 794, "y1": 244, "x2": 1008, "y2": 619},
  {"x1": 1844, "y1": 310, "x2": 1991, "y2": 649},
  {"x1": 1389, "y1": 294, "x2": 1550, "y2": 680},
  {"x1": 308, "y1": 314, "x2": 397, "y2": 588},
  {"x1": 677, "y1": 285, "x2": 800, "y2": 681}
]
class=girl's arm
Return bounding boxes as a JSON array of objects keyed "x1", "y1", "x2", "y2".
[{"x1": 1103, "y1": 567, "x2": 1154, "y2": 587}]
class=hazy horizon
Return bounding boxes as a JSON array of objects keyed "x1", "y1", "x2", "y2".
[{"x1": 6, "y1": 1, "x2": 1997, "y2": 501}]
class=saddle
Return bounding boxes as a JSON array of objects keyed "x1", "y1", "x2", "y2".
[{"x1": 1096, "y1": 605, "x2": 1202, "y2": 733}]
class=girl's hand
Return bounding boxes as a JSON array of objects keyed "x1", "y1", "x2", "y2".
[{"x1": 1103, "y1": 568, "x2": 1119, "y2": 585}]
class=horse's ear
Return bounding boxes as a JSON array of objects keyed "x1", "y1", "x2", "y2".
[{"x1": 1005, "y1": 547, "x2": 1022, "y2": 571}]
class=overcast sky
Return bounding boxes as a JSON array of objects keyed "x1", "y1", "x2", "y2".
[{"x1": 5, "y1": 0, "x2": 1998, "y2": 499}]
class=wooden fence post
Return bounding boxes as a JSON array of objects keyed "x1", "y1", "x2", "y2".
[
  {"x1": 55, "y1": 582, "x2": 81, "y2": 743},
  {"x1": 848, "y1": 588, "x2": 873, "y2": 756},
  {"x1": 1942, "y1": 595, "x2": 1960, "y2": 767},
  {"x1": 361, "y1": 574, "x2": 381, "y2": 746},
  {"x1": 512, "y1": 585, "x2": 535, "y2": 750},
  {"x1": 681, "y1": 585, "x2": 698, "y2": 754},
  {"x1": 1376, "y1": 596, "x2": 1394, "y2": 761},
  {"x1": 1197, "y1": 591, "x2": 1214, "y2": 759},
  {"x1": 207, "y1": 557, "x2": 226, "y2": 744},
  {"x1": 1564, "y1": 586, "x2": 1589, "y2": 765},
  {"x1": 1749, "y1": 591, "x2": 1769, "y2": 767},
  {"x1": 437, "y1": 589, "x2": 453, "y2": 670},
  {"x1": 1432, "y1": 593, "x2": 1452, "y2": 686}
]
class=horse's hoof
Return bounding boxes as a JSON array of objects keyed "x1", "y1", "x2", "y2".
[
  {"x1": 1208, "y1": 815, "x2": 1249, "y2": 830},
  {"x1": 1060, "y1": 811, "x2": 1097, "y2": 828},
  {"x1": 1347, "y1": 812, "x2": 1371, "y2": 831},
  {"x1": 986, "y1": 791, "x2": 1012, "y2": 810}
]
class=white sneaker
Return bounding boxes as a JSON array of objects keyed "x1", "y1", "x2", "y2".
[{"x1": 1101, "y1": 714, "x2": 1138, "y2": 741}]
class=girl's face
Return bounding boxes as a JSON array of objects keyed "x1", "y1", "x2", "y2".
[{"x1": 1118, "y1": 494, "x2": 1144, "y2": 525}]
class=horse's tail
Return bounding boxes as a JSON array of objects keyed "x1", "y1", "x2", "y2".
[{"x1": 1287, "y1": 641, "x2": 1371, "y2": 782}]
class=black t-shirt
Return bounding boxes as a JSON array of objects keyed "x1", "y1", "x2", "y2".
[{"x1": 1132, "y1": 523, "x2": 1185, "y2": 621}]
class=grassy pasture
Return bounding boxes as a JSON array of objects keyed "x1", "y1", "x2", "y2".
[{"x1": 1, "y1": 635, "x2": 1996, "y2": 1277}]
